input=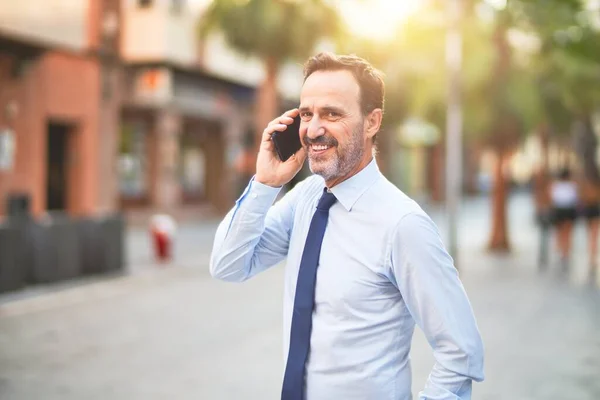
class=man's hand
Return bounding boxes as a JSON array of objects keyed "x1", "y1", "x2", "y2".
[{"x1": 255, "y1": 109, "x2": 307, "y2": 188}]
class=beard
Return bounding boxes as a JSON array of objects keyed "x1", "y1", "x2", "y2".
[{"x1": 304, "y1": 123, "x2": 366, "y2": 183}]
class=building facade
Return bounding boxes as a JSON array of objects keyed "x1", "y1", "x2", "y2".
[
  {"x1": 118, "y1": 0, "x2": 305, "y2": 218},
  {"x1": 0, "y1": 0, "x2": 121, "y2": 217},
  {"x1": 0, "y1": 0, "x2": 311, "y2": 220}
]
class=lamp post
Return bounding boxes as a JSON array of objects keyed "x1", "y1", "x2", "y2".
[{"x1": 445, "y1": 0, "x2": 463, "y2": 265}]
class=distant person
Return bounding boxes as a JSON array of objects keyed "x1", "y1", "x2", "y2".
[
  {"x1": 210, "y1": 52, "x2": 484, "y2": 400},
  {"x1": 578, "y1": 176, "x2": 600, "y2": 279},
  {"x1": 533, "y1": 166, "x2": 552, "y2": 268},
  {"x1": 550, "y1": 168, "x2": 578, "y2": 268}
]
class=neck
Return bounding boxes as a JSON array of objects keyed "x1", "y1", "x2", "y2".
[{"x1": 326, "y1": 154, "x2": 374, "y2": 188}]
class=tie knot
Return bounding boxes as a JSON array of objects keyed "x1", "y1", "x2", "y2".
[{"x1": 317, "y1": 188, "x2": 337, "y2": 211}]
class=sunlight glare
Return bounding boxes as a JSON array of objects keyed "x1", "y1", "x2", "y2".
[{"x1": 339, "y1": 0, "x2": 422, "y2": 41}]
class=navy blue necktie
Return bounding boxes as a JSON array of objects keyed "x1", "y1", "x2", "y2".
[{"x1": 281, "y1": 188, "x2": 337, "y2": 400}]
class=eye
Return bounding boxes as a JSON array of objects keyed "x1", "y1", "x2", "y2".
[
  {"x1": 327, "y1": 111, "x2": 341, "y2": 119},
  {"x1": 299, "y1": 111, "x2": 312, "y2": 120}
]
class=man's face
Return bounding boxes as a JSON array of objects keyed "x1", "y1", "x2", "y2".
[{"x1": 299, "y1": 70, "x2": 368, "y2": 184}]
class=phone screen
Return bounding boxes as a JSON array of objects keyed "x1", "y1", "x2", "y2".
[{"x1": 271, "y1": 115, "x2": 302, "y2": 162}]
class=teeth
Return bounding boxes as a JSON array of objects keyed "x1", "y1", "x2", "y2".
[{"x1": 311, "y1": 145, "x2": 329, "y2": 151}]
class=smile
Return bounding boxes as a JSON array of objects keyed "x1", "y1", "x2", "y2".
[{"x1": 310, "y1": 144, "x2": 333, "y2": 154}]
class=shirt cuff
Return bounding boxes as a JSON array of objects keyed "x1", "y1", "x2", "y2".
[{"x1": 237, "y1": 176, "x2": 282, "y2": 214}]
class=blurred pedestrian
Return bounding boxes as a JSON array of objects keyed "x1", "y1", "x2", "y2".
[
  {"x1": 550, "y1": 168, "x2": 578, "y2": 269},
  {"x1": 533, "y1": 166, "x2": 552, "y2": 268},
  {"x1": 577, "y1": 176, "x2": 600, "y2": 279},
  {"x1": 210, "y1": 52, "x2": 484, "y2": 400}
]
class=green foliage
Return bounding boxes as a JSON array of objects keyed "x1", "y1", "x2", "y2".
[
  {"x1": 199, "y1": 0, "x2": 342, "y2": 66},
  {"x1": 198, "y1": 0, "x2": 600, "y2": 148},
  {"x1": 369, "y1": 0, "x2": 600, "y2": 148}
]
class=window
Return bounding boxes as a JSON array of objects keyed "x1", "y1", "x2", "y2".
[
  {"x1": 179, "y1": 132, "x2": 206, "y2": 198},
  {"x1": 119, "y1": 121, "x2": 148, "y2": 198}
]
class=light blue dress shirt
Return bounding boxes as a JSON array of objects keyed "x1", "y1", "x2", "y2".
[{"x1": 210, "y1": 159, "x2": 484, "y2": 400}]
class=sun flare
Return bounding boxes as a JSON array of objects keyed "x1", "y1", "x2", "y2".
[{"x1": 338, "y1": 0, "x2": 422, "y2": 41}]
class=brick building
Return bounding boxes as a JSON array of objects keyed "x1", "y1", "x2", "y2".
[
  {"x1": 0, "y1": 0, "x2": 121, "y2": 217},
  {"x1": 0, "y1": 0, "x2": 307, "y2": 220}
]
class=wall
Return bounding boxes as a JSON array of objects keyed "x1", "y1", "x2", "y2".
[
  {"x1": 0, "y1": 51, "x2": 100, "y2": 216},
  {"x1": 0, "y1": 0, "x2": 88, "y2": 50},
  {"x1": 120, "y1": 2, "x2": 197, "y2": 66}
]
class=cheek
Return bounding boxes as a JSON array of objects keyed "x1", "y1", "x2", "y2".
[
  {"x1": 330, "y1": 123, "x2": 354, "y2": 146},
  {"x1": 299, "y1": 131, "x2": 307, "y2": 145}
]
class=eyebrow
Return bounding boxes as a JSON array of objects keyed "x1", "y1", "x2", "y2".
[
  {"x1": 321, "y1": 106, "x2": 345, "y2": 115},
  {"x1": 298, "y1": 105, "x2": 346, "y2": 114}
]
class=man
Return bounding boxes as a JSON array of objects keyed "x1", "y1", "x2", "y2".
[{"x1": 210, "y1": 52, "x2": 484, "y2": 400}]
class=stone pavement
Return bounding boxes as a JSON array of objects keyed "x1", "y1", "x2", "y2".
[{"x1": 0, "y1": 192, "x2": 599, "y2": 399}]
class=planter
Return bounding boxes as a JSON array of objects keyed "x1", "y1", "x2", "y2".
[{"x1": 0, "y1": 223, "x2": 23, "y2": 293}]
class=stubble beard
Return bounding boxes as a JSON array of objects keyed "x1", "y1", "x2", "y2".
[{"x1": 307, "y1": 124, "x2": 366, "y2": 183}]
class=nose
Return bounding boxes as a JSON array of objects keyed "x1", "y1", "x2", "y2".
[{"x1": 306, "y1": 116, "x2": 325, "y2": 140}]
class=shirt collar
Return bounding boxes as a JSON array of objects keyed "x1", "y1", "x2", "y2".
[{"x1": 329, "y1": 158, "x2": 382, "y2": 212}]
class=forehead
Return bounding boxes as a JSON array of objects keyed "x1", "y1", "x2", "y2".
[{"x1": 300, "y1": 70, "x2": 360, "y2": 110}]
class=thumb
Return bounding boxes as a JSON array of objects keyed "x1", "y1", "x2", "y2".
[{"x1": 290, "y1": 148, "x2": 307, "y2": 168}]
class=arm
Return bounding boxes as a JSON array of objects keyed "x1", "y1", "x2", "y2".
[
  {"x1": 209, "y1": 177, "x2": 305, "y2": 282},
  {"x1": 389, "y1": 212, "x2": 484, "y2": 400}
]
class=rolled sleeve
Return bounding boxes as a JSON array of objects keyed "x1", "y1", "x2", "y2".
[{"x1": 390, "y1": 212, "x2": 484, "y2": 399}]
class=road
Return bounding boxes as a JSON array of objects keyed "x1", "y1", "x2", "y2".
[{"x1": 0, "y1": 193, "x2": 599, "y2": 399}]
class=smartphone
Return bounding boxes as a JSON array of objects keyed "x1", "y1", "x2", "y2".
[{"x1": 271, "y1": 115, "x2": 302, "y2": 162}]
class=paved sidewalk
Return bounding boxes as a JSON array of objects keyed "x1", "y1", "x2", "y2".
[{"x1": 0, "y1": 192, "x2": 599, "y2": 399}]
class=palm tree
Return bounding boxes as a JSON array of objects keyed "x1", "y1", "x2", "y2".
[{"x1": 198, "y1": 0, "x2": 341, "y2": 167}]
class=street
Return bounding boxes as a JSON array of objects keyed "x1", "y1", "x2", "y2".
[{"x1": 0, "y1": 193, "x2": 599, "y2": 399}]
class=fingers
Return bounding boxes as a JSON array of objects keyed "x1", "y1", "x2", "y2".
[
  {"x1": 261, "y1": 108, "x2": 299, "y2": 143},
  {"x1": 261, "y1": 123, "x2": 291, "y2": 143},
  {"x1": 282, "y1": 108, "x2": 299, "y2": 119},
  {"x1": 267, "y1": 109, "x2": 298, "y2": 129},
  {"x1": 287, "y1": 147, "x2": 307, "y2": 166}
]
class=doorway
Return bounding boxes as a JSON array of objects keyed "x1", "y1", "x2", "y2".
[{"x1": 46, "y1": 122, "x2": 71, "y2": 212}]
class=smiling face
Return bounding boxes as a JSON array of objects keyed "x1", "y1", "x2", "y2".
[{"x1": 299, "y1": 70, "x2": 376, "y2": 187}]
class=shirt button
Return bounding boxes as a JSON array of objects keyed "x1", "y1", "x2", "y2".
[{"x1": 251, "y1": 192, "x2": 258, "y2": 199}]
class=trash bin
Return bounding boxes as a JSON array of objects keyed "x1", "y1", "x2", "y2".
[
  {"x1": 77, "y1": 217, "x2": 103, "y2": 275},
  {"x1": 30, "y1": 216, "x2": 80, "y2": 283},
  {"x1": 0, "y1": 223, "x2": 23, "y2": 293},
  {"x1": 9, "y1": 217, "x2": 37, "y2": 285},
  {"x1": 28, "y1": 220, "x2": 53, "y2": 283},
  {"x1": 50, "y1": 216, "x2": 81, "y2": 281}
]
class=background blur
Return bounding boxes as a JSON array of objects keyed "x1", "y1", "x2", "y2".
[{"x1": 0, "y1": 0, "x2": 599, "y2": 399}]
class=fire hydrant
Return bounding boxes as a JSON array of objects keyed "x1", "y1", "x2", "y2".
[{"x1": 149, "y1": 214, "x2": 177, "y2": 263}]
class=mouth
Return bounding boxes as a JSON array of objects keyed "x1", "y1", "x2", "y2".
[{"x1": 309, "y1": 144, "x2": 334, "y2": 155}]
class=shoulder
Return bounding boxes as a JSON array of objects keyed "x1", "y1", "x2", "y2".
[
  {"x1": 290, "y1": 174, "x2": 325, "y2": 197},
  {"x1": 368, "y1": 178, "x2": 442, "y2": 240},
  {"x1": 278, "y1": 174, "x2": 325, "y2": 206},
  {"x1": 363, "y1": 176, "x2": 426, "y2": 223}
]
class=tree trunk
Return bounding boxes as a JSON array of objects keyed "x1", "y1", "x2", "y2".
[
  {"x1": 429, "y1": 142, "x2": 445, "y2": 202},
  {"x1": 488, "y1": 149, "x2": 510, "y2": 252},
  {"x1": 539, "y1": 122, "x2": 550, "y2": 172},
  {"x1": 574, "y1": 113, "x2": 600, "y2": 182},
  {"x1": 464, "y1": 143, "x2": 480, "y2": 195},
  {"x1": 486, "y1": 16, "x2": 512, "y2": 253},
  {"x1": 533, "y1": 122, "x2": 551, "y2": 213},
  {"x1": 254, "y1": 57, "x2": 280, "y2": 152}
]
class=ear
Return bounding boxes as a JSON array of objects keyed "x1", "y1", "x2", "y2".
[{"x1": 364, "y1": 109, "x2": 383, "y2": 140}]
